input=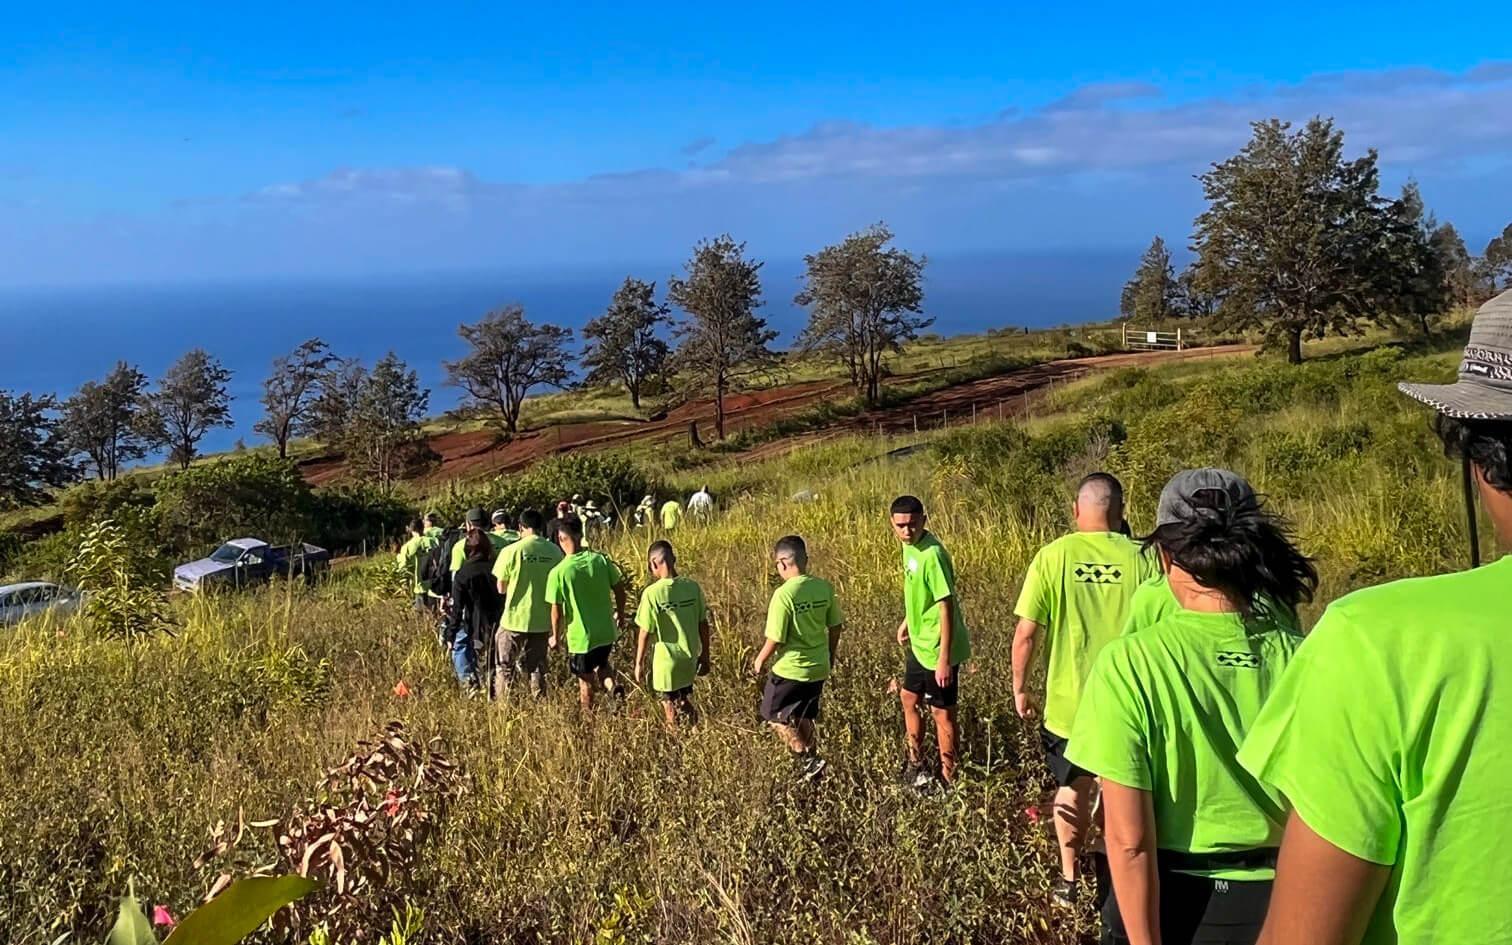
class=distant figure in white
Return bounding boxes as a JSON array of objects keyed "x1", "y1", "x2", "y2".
[{"x1": 688, "y1": 485, "x2": 715, "y2": 521}]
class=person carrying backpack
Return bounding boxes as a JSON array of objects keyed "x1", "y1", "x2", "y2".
[{"x1": 446, "y1": 530, "x2": 503, "y2": 693}]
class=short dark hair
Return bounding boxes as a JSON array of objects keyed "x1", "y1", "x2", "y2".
[
  {"x1": 649, "y1": 540, "x2": 676, "y2": 566},
  {"x1": 407, "y1": 517, "x2": 424, "y2": 534},
  {"x1": 558, "y1": 515, "x2": 584, "y2": 542},
  {"x1": 889, "y1": 495, "x2": 925, "y2": 517},
  {"x1": 773, "y1": 535, "x2": 808, "y2": 566},
  {"x1": 519, "y1": 508, "x2": 544, "y2": 532},
  {"x1": 1436, "y1": 414, "x2": 1512, "y2": 493},
  {"x1": 464, "y1": 530, "x2": 493, "y2": 562}
]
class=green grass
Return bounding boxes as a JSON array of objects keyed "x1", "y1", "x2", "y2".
[{"x1": 0, "y1": 328, "x2": 1483, "y2": 943}]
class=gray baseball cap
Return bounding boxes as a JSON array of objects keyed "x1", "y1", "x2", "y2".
[
  {"x1": 1156, "y1": 468, "x2": 1257, "y2": 528},
  {"x1": 464, "y1": 507, "x2": 487, "y2": 526},
  {"x1": 1400, "y1": 289, "x2": 1512, "y2": 419}
]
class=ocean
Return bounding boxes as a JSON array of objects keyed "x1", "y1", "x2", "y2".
[{"x1": 0, "y1": 250, "x2": 1133, "y2": 457}]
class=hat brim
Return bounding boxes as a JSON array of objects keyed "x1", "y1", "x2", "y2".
[{"x1": 1399, "y1": 381, "x2": 1512, "y2": 420}]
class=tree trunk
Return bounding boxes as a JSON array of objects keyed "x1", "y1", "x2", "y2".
[
  {"x1": 714, "y1": 376, "x2": 727, "y2": 440},
  {"x1": 629, "y1": 385, "x2": 641, "y2": 410},
  {"x1": 1287, "y1": 328, "x2": 1303, "y2": 365},
  {"x1": 277, "y1": 437, "x2": 289, "y2": 460}
]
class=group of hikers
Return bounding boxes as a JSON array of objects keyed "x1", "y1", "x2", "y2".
[{"x1": 385, "y1": 302, "x2": 1512, "y2": 945}]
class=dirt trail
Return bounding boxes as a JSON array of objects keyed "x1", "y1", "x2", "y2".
[{"x1": 299, "y1": 345, "x2": 1254, "y2": 485}]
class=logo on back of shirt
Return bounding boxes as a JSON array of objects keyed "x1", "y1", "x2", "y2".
[
  {"x1": 1215, "y1": 651, "x2": 1261, "y2": 669},
  {"x1": 1073, "y1": 562, "x2": 1123, "y2": 584}
]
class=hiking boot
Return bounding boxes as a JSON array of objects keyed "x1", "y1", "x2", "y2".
[{"x1": 1052, "y1": 878, "x2": 1078, "y2": 908}]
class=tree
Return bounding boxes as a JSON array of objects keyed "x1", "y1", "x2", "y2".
[
  {"x1": 347, "y1": 353, "x2": 429, "y2": 487},
  {"x1": 1484, "y1": 223, "x2": 1512, "y2": 292},
  {"x1": 1174, "y1": 265, "x2": 1219, "y2": 318},
  {"x1": 1379, "y1": 182, "x2": 1451, "y2": 338},
  {"x1": 1192, "y1": 117, "x2": 1398, "y2": 363},
  {"x1": 140, "y1": 348, "x2": 234, "y2": 469},
  {"x1": 0, "y1": 391, "x2": 75, "y2": 508},
  {"x1": 667, "y1": 235, "x2": 778, "y2": 440},
  {"x1": 581, "y1": 279, "x2": 670, "y2": 410},
  {"x1": 60, "y1": 361, "x2": 150, "y2": 480},
  {"x1": 1120, "y1": 237, "x2": 1178, "y2": 323},
  {"x1": 445, "y1": 305, "x2": 573, "y2": 435},
  {"x1": 1430, "y1": 221, "x2": 1489, "y2": 308},
  {"x1": 308, "y1": 357, "x2": 369, "y2": 446},
  {"x1": 255, "y1": 338, "x2": 334, "y2": 458},
  {"x1": 796, "y1": 223, "x2": 930, "y2": 406}
]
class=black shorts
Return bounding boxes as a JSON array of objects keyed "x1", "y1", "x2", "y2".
[
  {"x1": 568, "y1": 644, "x2": 613, "y2": 677},
  {"x1": 901, "y1": 648, "x2": 961, "y2": 709},
  {"x1": 658, "y1": 684, "x2": 694, "y2": 702},
  {"x1": 760, "y1": 675, "x2": 824, "y2": 723},
  {"x1": 1102, "y1": 864, "x2": 1272, "y2": 945},
  {"x1": 1040, "y1": 726, "x2": 1093, "y2": 787}
]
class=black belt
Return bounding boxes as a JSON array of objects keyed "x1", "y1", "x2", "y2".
[{"x1": 1158, "y1": 848, "x2": 1278, "y2": 872}]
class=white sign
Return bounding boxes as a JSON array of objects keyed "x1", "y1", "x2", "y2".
[{"x1": 1146, "y1": 331, "x2": 1159, "y2": 343}]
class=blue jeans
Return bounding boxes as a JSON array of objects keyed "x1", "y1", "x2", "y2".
[{"x1": 451, "y1": 622, "x2": 478, "y2": 687}]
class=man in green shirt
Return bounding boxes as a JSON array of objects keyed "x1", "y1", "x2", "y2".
[
  {"x1": 1237, "y1": 299, "x2": 1512, "y2": 945},
  {"x1": 450, "y1": 507, "x2": 511, "y2": 573},
  {"x1": 1011, "y1": 472, "x2": 1153, "y2": 905},
  {"x1": 395, "y1": 517, "x2": 440, "y2": 613},
  {"x1": 491, "y1": 508, "x2": 562, "y2": 699},
  {"x1": 423, "y1": 512, "x2": 443, "y2": 541},
  {"x1": 889, "y1": 495, "x2": 971, "y2": 789},
  {"x1": 660, "y1": 498, "x2": 682, "y2": 531},
  {"x1": 634, "y1": 540, "x2": 711, "y2": 729},
  {"x1": 545, "y1": 514, "x2": 627, "y2": 711},
  {"x1": 491, "y1": 508, "x2": 520, "y2": 546},
  {"x1": 751, "y1": 534, "x2": 843, "y2": 782}
]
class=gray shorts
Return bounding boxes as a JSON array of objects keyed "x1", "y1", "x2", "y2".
[{"x1": 494, "y1": 631, "x2": 549, "y2": 697}]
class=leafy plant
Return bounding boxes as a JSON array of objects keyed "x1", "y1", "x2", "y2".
[
  {"x1": 67, "y1": 519, "x2": 172, "y2": 638},
  {"x1": 105, "y1": 875, "x2": 317, "y2": 945}
]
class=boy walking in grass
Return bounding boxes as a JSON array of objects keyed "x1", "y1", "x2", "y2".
[
  {"x1": 751, "y1": 535, "x2": 843, "y2": 781},
  {"x1": 633, "y1": 540, "x2": 711, "y2": 728},
  {"x1": 396, "y1": 517, "x2": 440, "y2": 613},
  {"x1": 491, "y1": 508, "x2": 562, "y2": 699},
  {"x1": 1011, "y1": 472, "x2": 1155, "y2": 906},
  {"x1": 546, "y1": 515, "x2": 628, "y2": 711},
  {"x1": 889, "y1": 495, "x2": 971, "y2": 788}
]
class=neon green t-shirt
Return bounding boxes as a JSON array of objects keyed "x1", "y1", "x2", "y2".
[
  {"x1": 492, "y1": 528, "x2": 520, "y2": 547},
  {"x1": 1067, "y1": 609, "x2": 1300, "y2": 880},
  {"x1": 635, "y1": 575, "x2": 707, "y2": 693},
  {"x1": 450, "y1": 530, "x2": 511, "y2": 573},
  {"x1": 1238, "y1": 556, "x2": 1512, "y2": 944},
  {"x1": 1015, "y1": 531, "x2": 1156, "y2": 736},
  {"x1": 544, "y1": 550, "x2": 623, "y2": 653},
  {"x1": 491, "y1": 535, "x2": 563, "y2": 634},
  {"x1": 902, "y1": 532, "x2": 971, "y2": 669},
  {"x1": 765, "y1": 574, "x2": 843, "y2": 682},
  {"x1": 660, "y1": 501, "x2": 682, "y2": 530},
  {"x1": 1123, "y1": 573, "x2": 1302, "y2": 636},
  {"x1": 395, "y1": 533, "x2": 439, "y2": 595},
  {"x1": 423, "y1": 525, "x2": 444, "y2": 541}
]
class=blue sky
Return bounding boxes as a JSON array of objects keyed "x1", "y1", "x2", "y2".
[{"x1": 2, "y1": 1, "x2": 1510, "y2": 286}]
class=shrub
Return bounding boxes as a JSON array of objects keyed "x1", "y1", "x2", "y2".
[
  {"x1": 430, "y1": 451, "x2": 658, "y2": 525},
  {"x1": 156, "y1": 454, "x2": 316, "y2": 554},
  {"x1": 67, "y1": 519, "x2": 173, "y2": 638}
]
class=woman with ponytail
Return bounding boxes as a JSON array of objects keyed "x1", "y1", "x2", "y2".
[{"x1": 1065, "y1": 468, "x2": 1316, "y2": 945}]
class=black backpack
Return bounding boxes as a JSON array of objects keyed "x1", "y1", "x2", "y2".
[{"x1": 422, "y1": 528, "x2": 462, "y2": 597}]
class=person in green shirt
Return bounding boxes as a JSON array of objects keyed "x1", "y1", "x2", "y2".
[
  {"x1": 490, "y1": 508, "x2": 563, "y2": 699},
  {"x1": 633, "y1": 540, "x2": 712, "y2": 729},
  {"x1": 888, "y1": 495, "x2": 971, "y2": 789},
  {"x1": 1122, "y1": 573, "x2": 1301, "y2": 636},
  {"x1": 751, "y1": 535, "x2": 843, "y2": 782},
  {"x1": 423, "y1": 512, "x2": 443, "y2": 541},
  {"x1": 660, "y1": 499, "x2": 682, "y2": 531},
  {"x1": 1011, "y1": 472, "x2": 1154, "y2": 904},
  {"x1": 451, "y1": 507, "x2": 513, "y2": 573},
  {"x1": 545, "y1": 514, "x2": 627, "y2": 711},
  {"x1": 1237, "y1": 307, "x2": 1512, "y2": 945},
  {"x1": 490, "y1": 508, "x2": 520, "y2": 547},
  {"x1": 395, "y1": 517, "x2": 440, "y2": 613},
  {"x1": 1066, "y1": 467, "x2": 1316, "y2": 945}
]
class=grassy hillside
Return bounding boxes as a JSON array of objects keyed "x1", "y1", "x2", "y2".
[{"x1": 0, "y1": 333, "x2": 1472, "y2": 943}]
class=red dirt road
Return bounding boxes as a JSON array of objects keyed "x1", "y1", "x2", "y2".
[{"x1": 299, "y1": 345, "x2": 1254, "y2": 486}]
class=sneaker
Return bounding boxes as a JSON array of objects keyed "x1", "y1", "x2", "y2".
[
  {"x1": 794, "y1": 752, "x2": 828, "y2": 783},
  {"x1": 899, "y1": 760, "x2": 926, "y2": 786},
  {"x1": 1052, "y1": 878, "x2": 1078, "y2": 908}
]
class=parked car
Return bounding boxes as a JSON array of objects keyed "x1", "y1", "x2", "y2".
[
  {"x1": 173, "y1": 537, "x2": 331, "y2": 593},
  {"x1": 0, "y1": 582, "x2": 83, "y2": 626}
]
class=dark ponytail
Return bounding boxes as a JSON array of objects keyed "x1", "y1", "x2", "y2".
[{"x1": 1147, "y1": 489, "x2": 1317, "y2": 622}]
